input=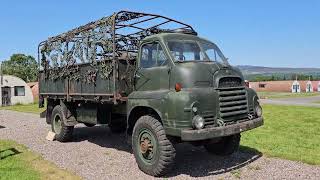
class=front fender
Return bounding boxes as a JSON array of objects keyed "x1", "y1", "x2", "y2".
[
  {"x1": 127, "y1": 90, "x2": 170, "y2": 121},
  {"x1": 246, "y1": 87, "x2": 259, "y2": 113},
  {"x1": 127, "y1": 90, "x2": 194, "y2": 137},
  {"x1": 127, "y1": 88, "x2": 219, "y2": 137}
]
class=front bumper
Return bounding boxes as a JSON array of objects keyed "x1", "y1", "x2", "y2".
[{"x1": 181, "y1": 117, "x2": 263, "y2": 141}]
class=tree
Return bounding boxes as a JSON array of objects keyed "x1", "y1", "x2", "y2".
[
  {"x1": 271, "y1": 75, "x2": 275, "y2": 81},
  {"x1": 1, "y1": 54, "x2": 38, "y2": 82}
]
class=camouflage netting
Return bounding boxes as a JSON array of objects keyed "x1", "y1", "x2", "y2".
[{"x1": 39, "y1": 11, "x2": 194, "y2": 82}]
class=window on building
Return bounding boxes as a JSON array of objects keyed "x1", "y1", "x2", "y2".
[
  {"x1": 307, "y1": 84, "x2": 312, "y2": 92},
  {"x1": 293, "y1": 85, "x2": 300, "y2": 90},
  {"x1": 14, "y1": 86, "x2": 25, "y2": 96},
  {"x1": 259, "y1": 84, "x2": 266, "y2": 88}
]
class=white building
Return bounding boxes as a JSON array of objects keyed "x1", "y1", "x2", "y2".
[
  {"x1": 291, "y1": 80, "x2": 301, "y2": 93},
  {"x1": 306, "y1": 80, "x2": 313, "y2": 93},
  {"x1": 0, "y1": 75, "x2": 34, "y2": 106}
]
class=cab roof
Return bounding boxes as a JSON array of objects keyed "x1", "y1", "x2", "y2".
[{"x1": 141, "y1": 32, "x2": 211, "y2": 44}]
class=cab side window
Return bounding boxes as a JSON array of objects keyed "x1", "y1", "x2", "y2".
[{"x1": 140, "y1": 42, "x2": 168, "y2": 68}]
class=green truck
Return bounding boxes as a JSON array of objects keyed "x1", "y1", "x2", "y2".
[{"x1": 38, "y1": 11, "x2": 263, "y2": 176}]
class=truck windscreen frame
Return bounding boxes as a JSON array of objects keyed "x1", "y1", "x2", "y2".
[{"x1": 167, "y1": 40, "x2": 227, "y2": 63}]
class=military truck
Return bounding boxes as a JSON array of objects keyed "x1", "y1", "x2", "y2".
[{"x1": 38, "y1": 11, "x2": 263, "y2": 176}]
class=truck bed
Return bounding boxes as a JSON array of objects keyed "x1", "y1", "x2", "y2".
[{"x1": 39, "y1": 59, "x2": 134, "y2": 103}]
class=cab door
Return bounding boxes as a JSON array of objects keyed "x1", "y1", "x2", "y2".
[{"x1": 135, "y1": 41, "x2": 171, "y2": 91}]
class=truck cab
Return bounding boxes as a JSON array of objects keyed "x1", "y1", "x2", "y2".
[
  {"x1": 127, "y1": 31, "x2": 263, "y2": 176},
  {"x1": 128, "y1": 31, "x2": 263, "y2": 140}
]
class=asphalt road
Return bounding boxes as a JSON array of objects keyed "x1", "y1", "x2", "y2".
[
  {"x1": 0, "y1": 110, "x2": 319, "y2": 180},
  {"x1": 261, "y1": 95, "x2": 320, "y2": 107}
]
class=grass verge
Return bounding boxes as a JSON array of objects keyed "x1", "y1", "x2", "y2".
[
  {"x1": 0, "y1": 103, "x2": 44, "y2": 114},
  {"x1": 241, "y1": 104, "x2": 320, "y2": 165},
  {"x1": 258, "y1": 92, "x2": 320, "y2": 99},
  {"x1": 0, "y1": 140, "x2": 81, "y2": 180}
]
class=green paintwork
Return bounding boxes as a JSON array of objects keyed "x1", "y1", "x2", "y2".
[{"x1": 40, "y1": 20, "x2": 262, "y2": 140}]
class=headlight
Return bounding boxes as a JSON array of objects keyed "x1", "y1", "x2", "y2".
[
  {"x1": 192, "y1": 106, "x2": 198, "y2": 113},
  {"x1": 192, "y1": 115, "x2": 204, "y2": 129},
  {"x1": 255, "y1": 105, "x2": 262, "y2": 117}
]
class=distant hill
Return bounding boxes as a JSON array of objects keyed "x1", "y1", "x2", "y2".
[
  {"x1": 237, "y1": 65, "x2": 320, "y2": 81},
  {"x1": 237, "y1": 65, "x2": 320, "y2": 75}
]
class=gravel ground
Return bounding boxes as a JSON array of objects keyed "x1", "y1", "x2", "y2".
[{"x1": 0, "y1": 110, "x2": 319, "y2": 180}]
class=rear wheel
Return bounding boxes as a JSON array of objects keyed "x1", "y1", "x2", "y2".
[
  {"x1": 51, "y1": 105, "x2": 74, "y2": 142},
  {"x1": 132, "y1": 115, "x2": 176, "y2": 177},
  {"x1": 204, "y1": 134, "x2": 240, "y2": 156}
]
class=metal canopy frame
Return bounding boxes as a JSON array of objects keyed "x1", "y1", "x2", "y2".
[
  {"x1": 38, "y1": 11, "x2": 195, "y2": 103},
  {"x1": 38, "y1": 10, "x2": 195, "y2": 61}
]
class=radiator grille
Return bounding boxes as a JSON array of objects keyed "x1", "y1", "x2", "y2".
[
  {"x1": 219, "y1": 77, "x2": 242, "y2": 88},
  {"x1": 218, "y1": 87, "x2": 248, "y2": 122}
]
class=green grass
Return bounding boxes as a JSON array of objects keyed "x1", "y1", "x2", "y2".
[
  {"x1": 0, "y1": 140, "x2": 81, "y2": 180},
  {"x1": 241, "y1": 104, "x2": 320, "y2": 165},
  {"x1": 258, "y1": 91, "x2": 320, "y2": 99},
  {"x1": 0, "y1": 103, "x2": 45, "y2": 114}
]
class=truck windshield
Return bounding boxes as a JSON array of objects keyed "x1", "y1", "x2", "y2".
[{"x1": 167, "y1": 40, "x2": 227, "y2": 63}]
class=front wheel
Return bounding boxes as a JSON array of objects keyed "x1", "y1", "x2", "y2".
[
  {"x1": 204, "y1": 134, "x2": 240, "y2": 156},
  {"x1": 132, "y1": 115, "x2": 176, "y2": 177}
]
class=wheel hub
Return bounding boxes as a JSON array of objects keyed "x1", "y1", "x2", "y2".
[
  {"x1": 138, "y1": 129, "x2": 156, "y2": 163},
  {"x1": 53, "y1": 114, "x2": 62, "y2": 134},
  {"x1": 140, "y1": 138, "x2": 153, "y2": 153}
]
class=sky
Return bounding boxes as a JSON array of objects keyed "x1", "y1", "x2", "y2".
[{"x1": 0, "y1": 0, "x2": 319, "y2": 68}]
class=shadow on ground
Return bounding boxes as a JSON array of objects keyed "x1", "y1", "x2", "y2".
[
  {"x1": 167, "y1": 145, "x2": 261, "y2": 178},
  {"x1": 0, "y1": 148, "x2": 21, "y2": 160},
  {"x1": 72, "y1": 125, "x2": 262, "y2": 178}
]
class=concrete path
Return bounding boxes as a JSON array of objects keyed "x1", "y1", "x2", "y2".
[
  {"x1": 1, "y1": 110, "x2": 320, "y2": 180},
  {"x1": 261, "y1": 95, "x2": 320, "y2": 107}
]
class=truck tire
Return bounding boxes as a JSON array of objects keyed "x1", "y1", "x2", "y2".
[
  {"x1": 204, "y1": 134, "x2": 240, "y2": 156},
  {"x1": 51, "y1": 105, "x2": 74, "y2": 142},
  {"x1": 132, "y1": 115, "x2": 176, "y2": 177},
  {"x1": 84, "y1": 123, "x2": 95, "y2": 127}
]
